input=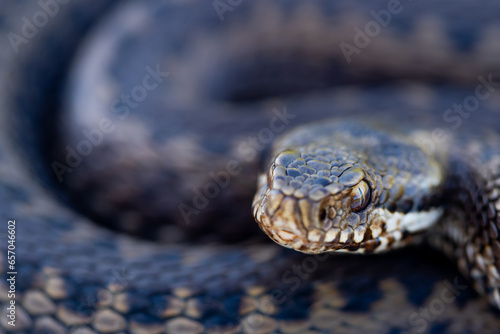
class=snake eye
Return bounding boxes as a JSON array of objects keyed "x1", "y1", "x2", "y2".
[{"x1": 350, "y1": 181, "x2": 371, "y2": 212}]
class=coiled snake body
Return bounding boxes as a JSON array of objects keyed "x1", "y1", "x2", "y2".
[{"x1": 2, "y1": 1, "x2": 500, "y2": 333}]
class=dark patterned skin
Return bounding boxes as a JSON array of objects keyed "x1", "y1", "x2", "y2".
[{"x1": 1, "y1": 1, "x2": 500, "y2": 334}]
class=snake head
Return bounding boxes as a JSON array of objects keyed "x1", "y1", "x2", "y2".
[{"x1": 252, "y1": 121, "x2": 445, "y2": 254}]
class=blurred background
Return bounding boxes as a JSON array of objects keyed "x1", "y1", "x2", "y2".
[{"x1": 2, "y1": 1, "x2": 500, "y2": 333}]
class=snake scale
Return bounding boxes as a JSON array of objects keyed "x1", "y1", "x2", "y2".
[{"x1": 2, "y1": 0, "x2": 500, "y2": 333}]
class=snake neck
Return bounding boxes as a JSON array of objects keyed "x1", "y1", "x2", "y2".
[{"x1": 430, "y1": 149, "x2": 500, "y2": 308}]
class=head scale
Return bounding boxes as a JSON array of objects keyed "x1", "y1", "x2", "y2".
[{"x1": 252, "y1": 121, "x2": 444, "y2": 254}]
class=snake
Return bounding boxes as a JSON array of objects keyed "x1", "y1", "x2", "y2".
[{"x1": 2, "y1": 0, "x2": 500, "y2": 333}]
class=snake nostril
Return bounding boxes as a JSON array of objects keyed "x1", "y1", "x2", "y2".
[{"x1": 319, "y1": 208, "x2": 327, "y2": 221}]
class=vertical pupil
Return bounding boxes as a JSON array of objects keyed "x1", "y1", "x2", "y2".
[{"x1": 351, "y1": 181, "x2": 370, "y2": 212}]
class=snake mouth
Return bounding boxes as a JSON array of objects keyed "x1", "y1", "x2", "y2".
[
  {"x1": 261, "y1": 216, "x2": 374, "y2": 254},
  {"x1": 253, "y1": 168, "x2": 378, "y2": 254},
  {"x1": 254, "y1": 187, "x2": 372, "y2": 254},
  {"x1": 258, "y1": 204, "x2": 444, "y2": 254},
  {"x1": 261, "y1": 222, "x2": 330, "y2": 254}
]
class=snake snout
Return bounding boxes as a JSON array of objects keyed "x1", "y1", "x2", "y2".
[{"x1": 253, "y1": 169, "x2": 376, "y2": 254}]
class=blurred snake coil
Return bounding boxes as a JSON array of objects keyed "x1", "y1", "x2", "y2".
[{"x1": 2, "y1": 0, "x2": 500, "y2": 333}]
